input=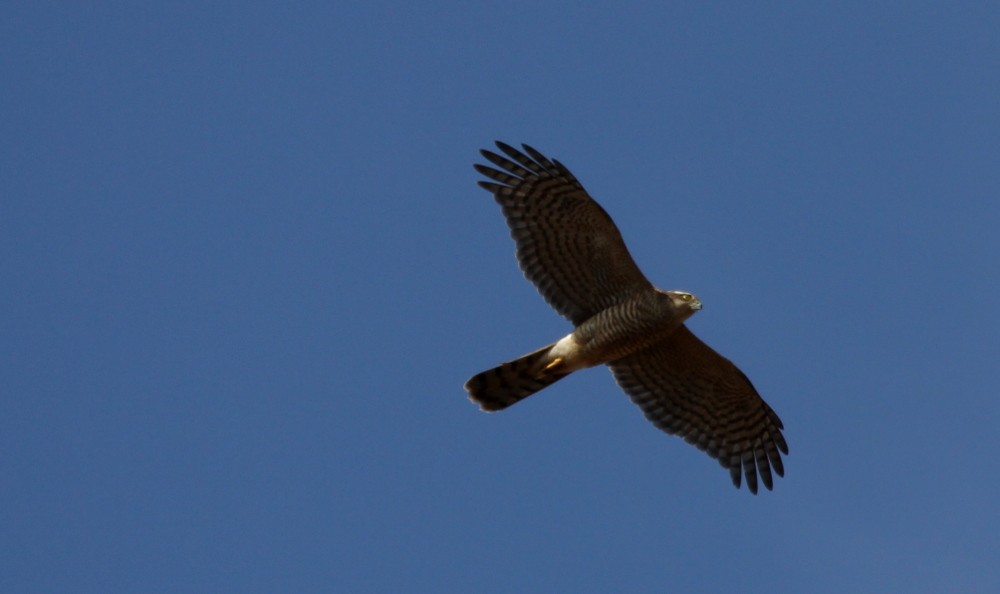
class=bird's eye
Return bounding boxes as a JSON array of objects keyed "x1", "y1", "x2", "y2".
[{"x1": 682, "y1": 294, "x2": 692, "y2": 301}]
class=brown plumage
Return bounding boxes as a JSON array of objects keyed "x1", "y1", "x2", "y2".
[{"x1": 464, "y1": 142, "x2": 788, "y2": 494}]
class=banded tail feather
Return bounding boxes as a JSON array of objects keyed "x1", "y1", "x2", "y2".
[{"x1": 465, "y1": 343, "x2": 572, "y2": 411}]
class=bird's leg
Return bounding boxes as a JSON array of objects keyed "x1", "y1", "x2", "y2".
[{"x1": 542, "y1": 357, "x2": 564, "y2": 373}]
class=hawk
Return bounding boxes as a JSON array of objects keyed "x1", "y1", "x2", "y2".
[{"x1": 465, "y1": 142, "x2": 788, "y2": 494}]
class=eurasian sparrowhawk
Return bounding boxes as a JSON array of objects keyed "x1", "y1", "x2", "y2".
[{"x1": 464, "y1": 142, "x2": 788, "y2": 494}]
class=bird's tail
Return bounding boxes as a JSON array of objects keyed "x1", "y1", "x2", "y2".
[{"x1": 465, "y1": 342, "x2": 572, "y2": 411}]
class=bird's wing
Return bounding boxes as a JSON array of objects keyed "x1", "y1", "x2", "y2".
[
  {"x1": 608, "y1": 325, "x2": 788, "y2": 494},
  {"x1": 476, "y1": 142, "x2": 653, "y2": 326}
]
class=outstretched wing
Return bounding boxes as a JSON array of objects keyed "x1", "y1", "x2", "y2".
[
  {"x1": 475, "y1": 142, "x2": 652, "y2": 326},
  {"x1": 608, "y1": 326, "x2": 789, "y2": 494}
]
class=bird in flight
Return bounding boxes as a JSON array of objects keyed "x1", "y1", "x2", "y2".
[{"x1": 465, "y1": 142, "x2": 788, "y2": 494}]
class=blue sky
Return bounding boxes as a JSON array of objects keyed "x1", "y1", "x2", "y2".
[{"x1": 3, "y1": 2, "x2": 998, "y2": 592}]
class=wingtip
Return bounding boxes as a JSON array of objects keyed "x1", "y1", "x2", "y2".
[
  {"x1": 520, "y1": 142, "x2": 540, "y2": 155},
  {"x1": 494, "y1": 140, "x2": 516, "y2": 153}
]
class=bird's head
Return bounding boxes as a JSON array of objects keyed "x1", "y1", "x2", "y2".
[{"x1": 665, "y1": 290, "x2": 702, "y2": 315}]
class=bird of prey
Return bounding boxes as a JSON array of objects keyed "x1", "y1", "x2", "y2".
[{"x1": 464, "y1": 142, "x2": 788, "y2": 494}]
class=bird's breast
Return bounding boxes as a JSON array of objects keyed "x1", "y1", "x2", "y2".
[{"x1": 571, "y1": 292, "x2": 685, "y2": 365}]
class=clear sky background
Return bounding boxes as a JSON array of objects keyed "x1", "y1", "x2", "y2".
[{"x1": 3, "y1": 2, "x2": 999, "y2": 592}]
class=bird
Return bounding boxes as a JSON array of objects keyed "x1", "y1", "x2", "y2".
[{"x1": 464, "y1": 141, "x2": 788, "y2": 494}]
